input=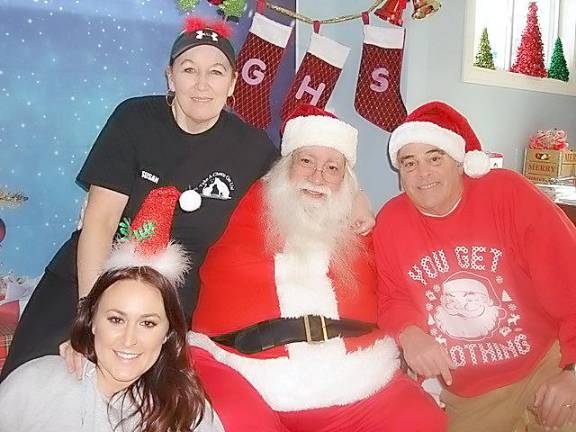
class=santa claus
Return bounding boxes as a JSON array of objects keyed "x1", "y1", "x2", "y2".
[
  {"x1": 434, "y1": 273, "x2": 505, "y2": 340},
  {"x1": 187, "y1": 104, "x2": 446, "y2": 431}
]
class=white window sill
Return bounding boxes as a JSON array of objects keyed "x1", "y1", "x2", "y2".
[{"x1": 462, "y1": 64, "x2": 576, "y2": 97}]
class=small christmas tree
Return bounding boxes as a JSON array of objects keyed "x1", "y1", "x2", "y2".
[
  {"x1": 474, "y1": 28, "x2": 496, "y2": 70},
  {"x1": 548, "y1": 37, "x2": 570, "y2": 82},
  {"x1": 218, "y1": 0, "x2": 247, "y2": 20},
  {"x1": 510, "y1": 2, "x2": 547, "y2": 77}
]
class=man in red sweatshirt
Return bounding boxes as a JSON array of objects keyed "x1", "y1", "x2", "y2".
[{"x1": 374, "y1": 101, "x2": 576, "y2": 431}]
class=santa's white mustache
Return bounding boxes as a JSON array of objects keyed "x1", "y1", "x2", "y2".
[{"x1": 296, "y1": 181, "x2": 332, "y2": 197}]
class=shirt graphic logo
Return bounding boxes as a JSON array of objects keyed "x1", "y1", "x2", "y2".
[
  {"x1": 197, "y1": 172, "x2": 235, "y2": 200},
  {"x1": 141, "y1": 170, "x2": 159, "y2": 184},
  {"x1": 195, "y1": 30, "x2": 219, "y2": 42}
]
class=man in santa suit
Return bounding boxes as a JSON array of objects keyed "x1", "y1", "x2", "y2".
[{"x1": 187, "y1": 104, "x2": 446, "y2": 431}]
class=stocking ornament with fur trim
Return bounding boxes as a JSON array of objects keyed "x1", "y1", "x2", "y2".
[
  {"x1": 281, "y1": 29, "x2": 350, "y2": 121},
  {"x1": 233, "y1": 13, "x2": 292, "y2": 128},
  {"x1": 354, "y1": 25, "x2": 407, "y2": 132}
]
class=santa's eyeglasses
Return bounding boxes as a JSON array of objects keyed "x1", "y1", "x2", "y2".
[{"x1": 291, "y1": 153, "x2": 346, "y2": 184}]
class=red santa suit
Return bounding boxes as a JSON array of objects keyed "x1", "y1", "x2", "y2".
[{"x1": 188, "y1": 181, "x2": 446, "y2": 431}]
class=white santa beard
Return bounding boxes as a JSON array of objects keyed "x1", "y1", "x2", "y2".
[
  {"x1": 434, "y1": 305, "x2": 502, "y2": 340},
  {"x1": 263, "y1": 158, "x2": 361, "y2": 288}
]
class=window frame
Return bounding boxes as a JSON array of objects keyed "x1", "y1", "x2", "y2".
[{"x1": 462, "y1": 0, "x2": 576, "y2": 96}]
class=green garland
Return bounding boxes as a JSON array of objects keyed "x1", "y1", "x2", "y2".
[
  {"x1": 177, "y1": 0, "x2": 200, "y2": 13},
  {"x1": 219, "y1": 0, "x2": 247, "y2": 20},
  {"x1": 0, "y1": 188, "x2": 28, "y2": 208}
]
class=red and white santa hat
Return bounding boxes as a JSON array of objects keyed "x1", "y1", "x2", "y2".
[
  {"x1": 105, "y1": 186, "x2": 190, "y2": 286},
  {"x1": 281, "y1": 104, "x2": 358, "y2": 166},
  {"x1": 388, "y1": 101, "x2": 490, "y2": 178}
]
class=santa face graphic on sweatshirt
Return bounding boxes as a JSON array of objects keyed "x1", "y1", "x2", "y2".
[{"x1": 406, "y1": 246, "x2": 530, "y2": 370}]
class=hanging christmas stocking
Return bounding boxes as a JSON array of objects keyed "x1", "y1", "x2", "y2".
[
  {"x1": 233, "y1": 13, "x2": 293, "y2": 128},
  {"x1": 354, "y1": 25, "x2": 407, "y2": 132},
  {"x1": 281, "y1": 31, "x2": 350, "y2": 120}
]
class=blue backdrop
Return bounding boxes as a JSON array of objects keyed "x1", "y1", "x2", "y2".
[{"x1": 0, "y1": 0, "x2": 295, "y2": 278}]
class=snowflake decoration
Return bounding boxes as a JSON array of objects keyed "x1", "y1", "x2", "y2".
[
  {"x1": 433, "y1": 284, "x2": 441, "y2": 293},
  {"x1": 508, "y1": 304, "x2": 517, "y2": 311},
  {"x1": 496, "y1": 275, "x2": 504, "y2": 284}
]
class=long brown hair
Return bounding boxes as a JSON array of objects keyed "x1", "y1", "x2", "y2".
[{"x1": 71, "y1": 266, "x2": 205, "y2": 432}]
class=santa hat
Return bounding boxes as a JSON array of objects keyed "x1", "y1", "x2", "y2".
[
  {"x1": 388, "y1": 101, "x2": 490, "y2": 178},
  {"x1": 105, "y1": 187, "x2": 190, "y2": 286},
  {"x1": 281, "y1": 104, "x2": 358, "y2": 166}
]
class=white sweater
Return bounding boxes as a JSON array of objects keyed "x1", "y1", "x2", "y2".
[{"x1": 0, "y1": 356, "x2": 223, "y2": 432}]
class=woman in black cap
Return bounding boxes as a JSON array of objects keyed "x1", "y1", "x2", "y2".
[
  {"x1": 1, "y1": 16, "x2": 374, "y2": 381},
  {"x1": 1, "y1": 17, "x2": 279, "y2": 380}
]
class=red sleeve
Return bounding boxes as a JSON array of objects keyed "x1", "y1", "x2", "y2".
[
  {"x1": 373, "y1": 209, "x2": 427, "y2": 340},
  {"x1": 508, "y1": 173, "x2": 576, "y2": 366}
]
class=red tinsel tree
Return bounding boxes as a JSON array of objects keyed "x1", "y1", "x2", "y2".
[{"x1": 510, "y1": 2, "x2": 547, "y2": 77}]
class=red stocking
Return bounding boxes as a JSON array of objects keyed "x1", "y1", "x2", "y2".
[
  {"x1": 354, "y1": 25, "x2": 407, "y2": 132},
  {"x1": 233, "y1": 13, "x2": 293, "y2": 129},
  {"x1": 281, "y1": 31, "x2": 350, "y2": 120}
]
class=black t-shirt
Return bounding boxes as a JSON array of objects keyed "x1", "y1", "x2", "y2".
[{"x1": 48, "y1": 96, "x2": 278, "y2": 319}]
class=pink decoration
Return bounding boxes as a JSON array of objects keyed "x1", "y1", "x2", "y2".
[{"x1": 528, "y1": 129, "x2": 569, "y2": 151}]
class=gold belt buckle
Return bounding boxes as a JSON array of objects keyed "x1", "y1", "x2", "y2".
[{"x1": 303, "y1": 315, "x2": 329, "y2": 343}]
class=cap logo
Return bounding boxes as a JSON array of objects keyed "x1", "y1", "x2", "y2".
[{"x1": 195, "y1": 30, "x2": 219, "y2": 42}]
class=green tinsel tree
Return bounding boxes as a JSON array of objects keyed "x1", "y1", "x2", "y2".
[
  {"x1": 218, "y1": 0, "x2": 247, "y2": 20},
  {"x1": 548, "y1": 37, "x2": 570, "y2": 82},
  {"x1": 474, "y1": 27, "x2": 495, "y2": 70},
  {"x1": 177, "y1": 0, "x2": 200, "y2": 13}
]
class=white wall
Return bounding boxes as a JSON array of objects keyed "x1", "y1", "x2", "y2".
[{"x1": 297, "y1": 0, "x2": 576, "y2": 210}]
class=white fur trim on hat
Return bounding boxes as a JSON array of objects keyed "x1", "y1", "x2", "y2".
[
  {"x1": 282, "y1": 115, "x2": 358, "y2": 166},
  {"x1": 105, "y1": 241, "x2": 190, "y2": 286},
  {"x1": 389, "y1": 121, "x2": 465, "y2": 168},
  {"x1": 464, "y1": 149, "x2": 491, "y2": 178}
]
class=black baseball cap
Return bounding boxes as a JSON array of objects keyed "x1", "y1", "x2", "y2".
[{"x1": 169, "y1": 18, "x2": 236, "y2": 69}]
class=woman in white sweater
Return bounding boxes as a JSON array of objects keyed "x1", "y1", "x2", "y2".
[{"x1": 0, "y1": 266, "x2": 222, "y2": 432}]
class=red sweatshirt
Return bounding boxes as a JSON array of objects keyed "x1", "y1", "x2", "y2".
[{"x1": 374, "y1": 169, "x2": 576, "y2": 397}]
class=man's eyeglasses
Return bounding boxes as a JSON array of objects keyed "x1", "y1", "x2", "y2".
[{"x1": 292, "y1": 154, "x2": 345, "y2": 184}]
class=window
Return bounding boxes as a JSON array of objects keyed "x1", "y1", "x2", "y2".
[{"x1": 462, "y1": 0, "x2": 576, "y2": 96}]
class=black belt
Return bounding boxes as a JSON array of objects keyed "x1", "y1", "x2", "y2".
[{"x1": 210, "y1": 315, "x2": 377, "y2": 354}]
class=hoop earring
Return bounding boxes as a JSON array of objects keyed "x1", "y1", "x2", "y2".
[
  {"x1": 166, "y1": 90, "x2": 175, "y2": 107},
  {"x1": 227, "y1": 94, "x2": 236, "y2": 110}
]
